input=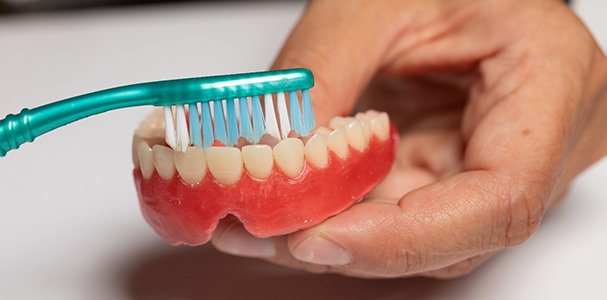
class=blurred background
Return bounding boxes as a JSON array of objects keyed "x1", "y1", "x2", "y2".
[
  {"x1": 0, "y1": 0, "x2": 291, "y2": 13},
  {"x1": 0, "y1": 0, "x2": 575, "y2": 14}
]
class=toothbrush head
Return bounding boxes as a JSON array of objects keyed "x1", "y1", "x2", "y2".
[{"x1": 162, "y1": 69, "x2": 316, "y2": 152}]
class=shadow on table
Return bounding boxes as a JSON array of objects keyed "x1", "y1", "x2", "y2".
[{"x1": 120, "y1": 245, "x2": 454, "y2": 300}]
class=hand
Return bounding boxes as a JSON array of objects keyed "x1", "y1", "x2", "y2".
[{"x1": 212, "y1": 0, "x2": 607, "y2": 278}]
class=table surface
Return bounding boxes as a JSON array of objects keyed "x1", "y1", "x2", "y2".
[{"x1": 1, "y1": 1, "x2": 606, "y2": 299}]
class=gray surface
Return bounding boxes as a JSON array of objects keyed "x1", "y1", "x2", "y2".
[{"x1": 0, "y1": 1, "x2": 606, "y2": 299}]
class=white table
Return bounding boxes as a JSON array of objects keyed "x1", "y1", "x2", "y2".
[{"x1": 1, "y1": 1, "x2": 605, "y2": 299}]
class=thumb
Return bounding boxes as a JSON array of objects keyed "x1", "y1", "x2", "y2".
[
  {"x1": 286, "y1": 171, "x2": 524, "y2": 277},
  {"x1": 271, "y1": 1, "x2": 394, "y2": 125}
]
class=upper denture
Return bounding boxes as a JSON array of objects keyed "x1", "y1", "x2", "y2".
[{"x1": 133, "y1": 110, "x2": 392, "y2": 185}]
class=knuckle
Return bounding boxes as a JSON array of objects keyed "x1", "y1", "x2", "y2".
[
  {"x1": 497, "y1": 176, "x2": 546, "y2": 247},
  {"x1": 358, "y1": 215, "x2": 429, "y2": 277},
  {"x1": 389, "y1": 245, "x2": 429, "y2": 277},
  {"x1": 273, "y1": 50, "x2": 346, "y2": 119}
]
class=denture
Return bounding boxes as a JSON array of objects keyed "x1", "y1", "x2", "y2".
[{"x1": 132, "y1": 109, "x2": 397, "y2": 246}]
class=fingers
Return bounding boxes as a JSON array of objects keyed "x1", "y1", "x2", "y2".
[
  {"x1": 270, "y1": 0, "x2": 403, "y2": 125},
  {"x1": 215, "y1": 170, "x2": 539, "y2": 278},
  {"x1": 282, "y1": 170, "x2": 540, "y2": 277},
  {"x1": 211, "y1": 216, "x2": 276, "y2": 258},
  {"x1": 418, "y1": 252, "x2": 496, "y2": 279}
]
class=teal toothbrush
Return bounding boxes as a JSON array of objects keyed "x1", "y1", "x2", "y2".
[{"x1": 0, "y1": 68, "x2": 316, "y2": 157}]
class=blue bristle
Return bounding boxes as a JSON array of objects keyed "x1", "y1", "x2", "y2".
[
  {"x1": 201, "y1": 101, "x2": 214, "y2": 148},
  {"x1": 238, "y1": 97, "x2": 254, "y2": 142},
  {"x1": 226, "y1": 98, "x2": 239, "y2": 146},
  {"x1": 213, "y1": 100, "x2": 228, "y2": 145},
  {"x1": 289, "y1": 91, "x2": 304, "y2": 136},
  {"x1": 188, "y1": 104, "x2": 202, "y2": 148},
  {"x1": 251, "y1": 95, "x2": 265, "y2": 143},
  {"x1": 302, "y1": 89, "x2": 315, "y2": 135}
]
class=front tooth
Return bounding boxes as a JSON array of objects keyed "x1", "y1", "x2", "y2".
[
  {"x1": 370, "y1": 117, "x2": 389, "y2": 141},
  {"x1": 359, "y1": 120, "x2": 371, "y2": 141},
  {"x1": 355, "y1": 113, "x2": 372, "y2": 141},
  {"x1": 273, "y1": 138, "x2": 305, "y2": 178},
  {"x1": 206, "y1": 147, "x2": 243, "y2": 185},
  {"x1": 314, "y1": 126, "x2": 332, "y2": 136},
  {"x1": 242, "y1": 145, "x2": 274, "y2": 180},
  {"x1": 174, "y1": 147, "x2": 207, "y2": 185},
  {"x1": 152, "y1": 145, "x2": 176, "y2": 180},
  {"x1": 304, "y1": 134, "x2": 329, "y2": 169},
  {"x1": 355, "y1": 112, "x2": 370, "y2": 121},
  {"x1": 132, "y1": 137, "x2": 141, "y2": 167},
  {"x1": 378, "y1": 112, "x2": 390, "y2": 132},
  {"x1": 326, "y1": 128, "x2": 349, "y2": 159},
  {"x1": 137, "y1": 141, "x2": 154, "y2": 179},
  {"x1": 345, "y1": 121, "x2": 368, "y2": 152},
  {"x1": 329, "y1": 116, "x2": 350, "y2": 129}
]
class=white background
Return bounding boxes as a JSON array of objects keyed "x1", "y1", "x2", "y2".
[{"x1": 0, "y1": 1, "x2": 606, "y2": 299}]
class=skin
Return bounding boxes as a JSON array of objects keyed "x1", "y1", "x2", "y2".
[{"x1": 211, "y1": 0, "x2": 607, "y2": 278}]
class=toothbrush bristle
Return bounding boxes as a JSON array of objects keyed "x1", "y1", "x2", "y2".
[
  {"x1": 163, "y1": 89, "x2": 316, "y2": 151},
  {"x1": 188, "y1": 103, "x2": 202, "y2": 148},
  {"x1": 289, "y1": 91, "x2": 304, "y2": 136},
  {"x1": 201, "y1": 101, "x2": 214, "y2": 148},
  {"x1": 263, "y1": 93, "x2": 281, "y2": 140},
  {"x1": 276, "y1": 92, "x2": 291, "y2": 139},
  {"x1": 164, "y1": 106, "x2": 176, "y2": 149},
  {"x1": 213, "y1": 100, "x2": 228, "y2": 145},
  {"x1": 175, "y1": 105, "x2": 190, "y2": 152},
  {"x1": 251, "y1": 95, "x2": 265, "y2": 143},
  {"x1": 302, "y1": 89, "x2": 315, "y2": 135},
  {"x1": 225, "y1": 98, "x2": 239, "y2": 146},
  {"x1": 238, "y1": 97, "x2": 255, "y2": 143}
]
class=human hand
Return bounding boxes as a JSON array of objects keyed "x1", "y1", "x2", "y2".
[{"x1": 212, "y1": 0, "x2": 607, "y2": 278}]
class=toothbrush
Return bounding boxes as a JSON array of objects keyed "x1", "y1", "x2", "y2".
[{"x1": 0, "y1": 68, "x2": 315, "y2": 157}]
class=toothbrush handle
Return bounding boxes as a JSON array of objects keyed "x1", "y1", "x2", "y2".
[
  {"x1": 0, "y1": 109, "x2": 34, "y2": 157},
  {"x1": 0, "y1": 89, "x2": 156, "y2": 157}
]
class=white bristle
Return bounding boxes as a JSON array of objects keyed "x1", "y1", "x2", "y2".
[
  {"x1": 163, "y1": 106, "x2": 177, "y2": 149},
  {"x1": 247, "y1": 97, "x2": 253, "y2": 118},
  {"x1": 209, "y1": 101, "x2": 215, "y2": 119},
  {"x1": 263, "y1": 93, "x2": 281, "y2": 140},
  {"x1": 234, "y1": 98, "x2": 241, "y2": 122},
  {"x1": 276, "y1": 92, "x2": 291, "y2": 139},
  {"x1": 174, "y1": 105, "x2": 190, "y2": 152},
  {"x1": 222, "y1": 99, "x2": 228, "y2": 119}
]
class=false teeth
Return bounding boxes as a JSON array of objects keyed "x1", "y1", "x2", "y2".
[
  {"x1": 137, "y1": 141, "x2": 154, "y2": 179},
  {"x1": 135, "y1": 108, "x2": 393, "y2": 183},
  {"x1": 378, "y1": 112, "x2": 390, "y2": 132},
  {"x1": 304, "y1": 133, "x2": 329, "y2": 169},
  {"x1": 153, "y1": 145, "x2": 176, "y2": 180},
  {"x1": 345, "y1": 120, "x2": 368, "y2": 152},
  {"x1": 314, "y1": 126, "x2": 332, "y2": 136},
  {"x1": 242, "y1": 145, "x2": 274, "y2": 180},
  {"x1": 326, "y1": 128, "x2": 349, "y2": 160},
  {"x1": 329, "y1": 116, "x2": 351, "y2": 129},
  {"x1": 174, "y1": 146, "x2": 207, "y2": 185},
  {"x1": 206, "y1": 147, "x2": 243, "y2": 185},
  {"x1": 273, "y1": 138, "x2": 305, "y2": 178},
  {"x1": 355, "y1": 113, "x2": 372, "y2": 141},
  {"x1": 369, "y1": 117, "x2": 389, "y2": 141}
]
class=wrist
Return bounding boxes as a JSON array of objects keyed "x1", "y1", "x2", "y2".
[
  {"x1": 597, "y1": 69, "x2": 607, "y2": 158},
  {"x1": 563, "y1": 55, "x2": 607, "y2": 183},
  {"x1": 583, "y1": 56, "x2": 607, "y2": 164}
]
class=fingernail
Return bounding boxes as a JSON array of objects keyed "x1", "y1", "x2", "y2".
[
  {"x1": 292, "y1": 236, "x2": 351, "y2": 266},
  {"x1": 213, "y1": 225, "x2": 276, "y2": 258}
]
